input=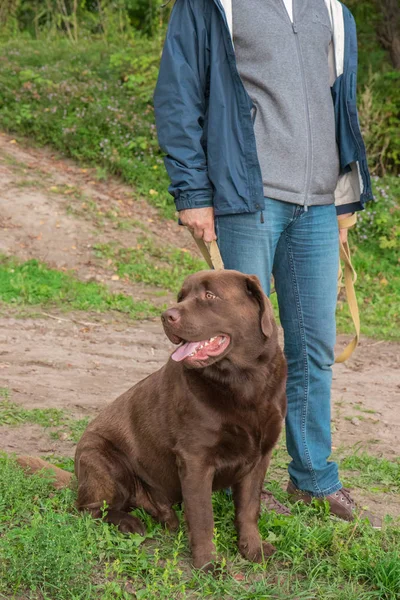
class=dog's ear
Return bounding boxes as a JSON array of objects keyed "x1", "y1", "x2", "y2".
[{"x1": 245, "y1": 275, "x2": 273, "y2": 337}]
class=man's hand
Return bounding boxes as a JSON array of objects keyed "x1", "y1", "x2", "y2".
[
  {"x1": 179, "y1": 207, "x2": 217, "y2": 242},
  {"x1": 338, "y1": 212, "x2": 353, "y2": 244}
]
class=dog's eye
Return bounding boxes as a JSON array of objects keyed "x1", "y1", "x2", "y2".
[{"x1": 205, "y1": 291, "x2": 216, "y2": 300}]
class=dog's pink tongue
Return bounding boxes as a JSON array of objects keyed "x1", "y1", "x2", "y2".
[{"x1": 171, "y1": 341, "x2": 200, "y2": 362}]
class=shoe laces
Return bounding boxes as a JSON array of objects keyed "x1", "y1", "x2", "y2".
[{"x1": 333, "y1": 487, "x2": 355, "y2": 508}]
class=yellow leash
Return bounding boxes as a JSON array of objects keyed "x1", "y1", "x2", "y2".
[
  {"x1": 191, "y1": 215, "x2": 360, "y2": 363},
  {"x1": 335, "y1": 213, "x2": 359, "y2": 363},
  {"x1": 191, "y1": 237, "x2": 224, "y2": 271}
]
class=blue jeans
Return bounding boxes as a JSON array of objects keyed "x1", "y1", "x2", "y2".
[{"x1": 215, "y1": 198, "x2": 341, "y2": 497}]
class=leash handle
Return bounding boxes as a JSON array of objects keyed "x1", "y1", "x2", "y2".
[{"x1": 191, "y1": 235, "x2": 224, "y2": 270}]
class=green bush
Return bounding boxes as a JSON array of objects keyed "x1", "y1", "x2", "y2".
[
  {"x1": 354, "y1": 175, "x2": 400, "y2": 252},
  {"x1": 0, "y1": 0, "x2": 167, "y2": 39},
  {"x1": 0, "y1": 38, "x2": 174, "y2": 217},
  {"x1": 358, "y1": 70, "x2": 400, "y2": 175}
]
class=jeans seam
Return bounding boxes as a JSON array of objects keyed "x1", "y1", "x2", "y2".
[
  {"x1": 314, "y1": 481, "x2": 343, "y2": 498},
  {"x1": 284, "y1": 232, "x2": 323, "y2": 496}
]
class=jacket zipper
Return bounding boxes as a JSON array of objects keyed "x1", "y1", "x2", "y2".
[{"x1": 279, "y1": 0, "x2": 312, "y2": 209}]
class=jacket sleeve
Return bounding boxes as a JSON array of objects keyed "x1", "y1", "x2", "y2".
[
  {"x1": 153, "y1": 0, "x2": 213, "y2": 212},
  {"x1": 333, "y1": 4, "x2": 371, "y2": 214}
]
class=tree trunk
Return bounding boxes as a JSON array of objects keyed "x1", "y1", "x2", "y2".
[{"x1": 375, "y1": 0, "x2": 400, "y2": 70}]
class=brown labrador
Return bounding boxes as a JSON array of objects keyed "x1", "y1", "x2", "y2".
[{"x1": 75, "y1": 270, "x2": 287, "y2": 570}]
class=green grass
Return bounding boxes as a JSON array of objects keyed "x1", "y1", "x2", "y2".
[
  {"x1": 0, "y1": 387, "x2": 10, "y2": 400},
  {"x1": 94, "y1": 238, "x2": 206, "y2": 293},
  {"x1": 336, "y1": 241, "x2": 400, "y2": 340},
  {"x1": 0, "y1": 400, "x2": 64, "y2": 428},
  {"x1": 335, "y1": 176, "x2": 400, "y2": 341},
  {"x1": 0, "y1": 255, "x2": 161, "y2": 319},
  {"x1": 0, "y1": 398, "x2": 89, "y2": 444},
  {"x1": 0, "y1": 453, "x2": 399, "y2": 600},
  {"x1": 340, "y1": 454, "x2": 400, "y2": 494},
  {"x1": 0, "y1": 37, "x2": 175, "y2": 219}
]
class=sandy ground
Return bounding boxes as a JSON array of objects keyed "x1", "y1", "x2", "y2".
[{"x1": 0, "y1": 132, "x2": 399, "y2": 517}]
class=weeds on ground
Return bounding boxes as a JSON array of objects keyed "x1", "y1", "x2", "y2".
[
  {"x1": 0, "y1": 398, "x2": 89, "y2": 444},
  {"x1": 94, "y1": 238, "x2": 206, "y2": 293},
  {"x1": 0, "y1": 255, "x2": 160, "y2": 319},
  {"x1": 340, "y1": 454, "x2": 400, "y2": 494},
  {"x1": 0, "y1": 38, "x2": 174, "y2": 218},
  {"x1": 0, "y1": 453, "x2": 399, "y2": 600}
]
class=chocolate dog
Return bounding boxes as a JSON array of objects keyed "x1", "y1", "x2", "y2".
[{"x1": 75, "y1": 270, "x2": 287, "y2": 569}]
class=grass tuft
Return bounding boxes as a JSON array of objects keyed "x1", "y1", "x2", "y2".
[
  {"x1": 0, "y1": 255, "x2": 161, "y2": 319},
  {"x1": 0, "y1": 454, "x2": 399, "y2": 599},
  {"x1": 94, "y1": 238, "x2": 206, "y2": 293}
]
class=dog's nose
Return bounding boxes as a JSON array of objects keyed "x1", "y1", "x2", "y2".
[{"x1": 161, "y1": 308, "x2": 181, "y2": 324}]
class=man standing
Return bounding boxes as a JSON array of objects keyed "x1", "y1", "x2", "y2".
[{"x1": 154, "y1": 0, "x2": 378, "y2": 524}]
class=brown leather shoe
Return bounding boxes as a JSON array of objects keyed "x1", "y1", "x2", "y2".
[
  {"x1": 260, "y1": 488, "x2": 292, "y2": 515},
  {"x1": 286, "y1": 481, "x2": 382, "y2": 529}
]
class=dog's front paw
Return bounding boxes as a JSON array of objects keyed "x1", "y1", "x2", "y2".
[
  {"x1": 193, "y1": 553, "x2": 220, "y2": 573},
  {"x1": 163, "y1": 511, "x2": 180, "y2": 532},
  {"x1": 239, "y1": 539, "x2": 276, "y2": 563},
  {"x1": 118, "y1": 515, "x2": 146, "y2": 536}
]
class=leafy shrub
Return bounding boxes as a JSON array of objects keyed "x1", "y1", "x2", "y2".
[
  {"x1": 354, "y1": 175, "x2": 400, "y2": 252},
  {"x1": 0, "y1": 0, "x2": 167, "y2": 39},
  {"x1": 0, "y1": 38, "x2": 174, "y2": 217},
  {"x1": 358, "y1": 70, "x2": 400, "y2": 175}
]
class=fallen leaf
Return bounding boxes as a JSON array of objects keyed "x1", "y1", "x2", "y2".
[
  {"x1": 9, "y1": 139, "x2": 17, "y2": 144},
  {"x1": 56, "y1": 222, "x2": 61, "y2": 228},
  {"x1": 49, "y1": 186, "x2": 59, "y2": 192},
  {"x1": 111, "y1": 275, "x2": 120, "y2": 281},
  {"x1": 380, "y1": 278, "x2": 388, "y2": 286},
  {"x1": 233, "y1": 573, "x2": 245, "y2": 581}
]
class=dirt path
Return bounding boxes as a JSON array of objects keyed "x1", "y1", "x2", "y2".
[
  {"x1": 0, "y1": 132, "x2": 196, "y2": 305},
  {"x1": 1, "y1": 132, "x2": 399, "y2": 517}
]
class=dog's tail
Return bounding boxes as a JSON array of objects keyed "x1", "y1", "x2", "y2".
[{"x1": 16, "y1": 456, "x2": 73, "y2": 489}]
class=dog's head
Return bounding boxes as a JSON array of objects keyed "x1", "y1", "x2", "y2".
[{"x1": 161, "y1": 270, "x2": 275, "y2": 369}]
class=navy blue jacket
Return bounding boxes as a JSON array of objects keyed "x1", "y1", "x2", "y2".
[{"x1": 154, "y1": 0, "x2": 372, "y2": 216}]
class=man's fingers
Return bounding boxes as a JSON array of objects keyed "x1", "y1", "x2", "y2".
[
  {"x1": 203, "y1": 224, "x2": 217, "y2": 243},
  {"x1": 192, "y1": 226, "x2": 205, "y2": 240}
]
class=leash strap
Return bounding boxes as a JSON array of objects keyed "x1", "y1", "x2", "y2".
[
  {"x1": 335, "y1": 213, "x2": 359, "y2": 363},
  {"x1": 191, "y1": 236, "x2": 224, "y2": 270},
  {"x1": 190, "y1": 214, "x2": 359, "y2": 363}
]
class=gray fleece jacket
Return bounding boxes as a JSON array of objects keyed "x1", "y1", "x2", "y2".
[{"x1": 233, "y1": 0, "x2": 339, "y2": 207}]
